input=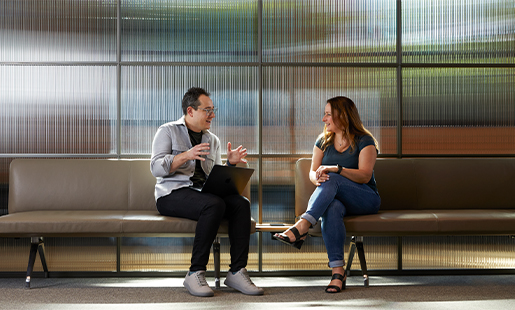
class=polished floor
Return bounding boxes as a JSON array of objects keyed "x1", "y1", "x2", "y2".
[{"x1": 1, "y1": 274, "x2": 514, "y2": 310}]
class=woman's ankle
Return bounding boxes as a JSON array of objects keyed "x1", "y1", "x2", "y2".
[
  {"x1": 332, "y1": 267, "x2": 345, "y2": 276},
  {"x1": 295, "y1": 219, "x2": 311, "y2": 233}
]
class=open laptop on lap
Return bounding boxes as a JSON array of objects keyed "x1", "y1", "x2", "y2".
[{"x1": 201, "y1": 165, "x2": 254, "y2": 198}]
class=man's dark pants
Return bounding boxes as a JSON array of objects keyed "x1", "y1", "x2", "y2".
[{"x1": 157, "y1": 187, "x2": 251, "y2": 272}]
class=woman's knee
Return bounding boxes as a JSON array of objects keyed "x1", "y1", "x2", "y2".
[{"x1": 317, "y1": 178, "x2": 339, "y2": 192}]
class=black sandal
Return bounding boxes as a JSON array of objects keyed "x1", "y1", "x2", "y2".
[
  {"x1": 325, "y1": 273, "x2": 346, "y2": 293},
  {"x1": 272, "y1": 227, "x2": 308, "y2": 250}
]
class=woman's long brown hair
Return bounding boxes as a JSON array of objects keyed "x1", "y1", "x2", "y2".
[{"x1": 318, "y1": 96, "x2": 379, "y2": 153}]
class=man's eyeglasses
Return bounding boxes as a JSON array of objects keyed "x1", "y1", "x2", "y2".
[{"x1": 199, "y1": 107, "x2": 217, "y2": 116}]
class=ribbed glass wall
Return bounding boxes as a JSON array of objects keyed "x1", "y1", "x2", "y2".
[
  {"x1": 0, "y1": 66, "x2": 117, "y2": 155},
  {"x1": 0, "y1": 0, "x2": 117, "y2": 62},
  {"x1": 263, "y1": 0, "x2": 397, "y2": 63},
  {"x1": 1, "y1": 0, "x2": 515, "y2": 274},
  {"x1": 121, "y1": 0, "x2": 258, "y2": 62},
  {"x1": 262, "y1": 66, "x2": 397, "y2": 155},
  {"x1": 403, "y1": 0, "x2": 515, "y2": 64},
  {"x1": 403, "y1": 68, "x2": 515, "y2": 154},
  {"x1": 121, "y1": 65, "x2": 259, "y2": 155}
]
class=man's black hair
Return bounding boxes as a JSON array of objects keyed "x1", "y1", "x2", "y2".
[{"x1": 182, "y1": 87, "x2": 210, "y2": 115}]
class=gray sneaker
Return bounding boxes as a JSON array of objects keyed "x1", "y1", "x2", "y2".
[
  {"x1": 183, "y1": 270, "x2": 214, "y2": 297},
  {"x1": 224, "y1": 268, "x2": 264, "y2": 295}
]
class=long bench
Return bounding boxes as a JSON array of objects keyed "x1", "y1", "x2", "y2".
[
  {"x1": 295, "y1": 157, "x2": 515, "y2": 286},
  {"x1": 0, "y1": 159, "x2": 255, "y2": 288}
]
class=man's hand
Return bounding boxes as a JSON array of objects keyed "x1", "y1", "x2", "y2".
[
  {"x1": 184, "y1": 143, "x2": 210, "y2": 161},
  {"x1": 226, "y1": 142, "x2": 247, "y2": 165}
]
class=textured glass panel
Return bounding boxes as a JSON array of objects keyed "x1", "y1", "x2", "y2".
[
  {"x1": 121, "y1": 0, "x2": 258, "y2": 62},
  {"x1": 261, "y1": 157, "x2": 297, "y2": 224},
  {"x1": 262, "y1": 232, "x2": 328, "y2": 271},
  {"x1": 0, "y1": 0, "x2": 117, "y2": 62},
  {"x1": 263, "y1": 0, "x2": 397, "y2": 63},
  {"x1": 120, "y1": 234, "x2": 259, "y2": 272},
  {"x1": 351, "y1": 237, "x2": 397, "y2": 271},
  {"x1": 403, "y1": 236, "x2": 515, "y2": 269},
  {"x1": 403, "y1": 68, "x2": 515, "y2": 154},
  {"x1": 244, "y1": 157, "x2": 259, "y2": 221},
  {"x1": 0, "y1": 238, "x2": 28, "y2": 271},
  {"x1": 403, "y1": 0, "x2": 515, "y2": 64},
  {"x1": 121, "y1": 66, "x2": 258, "y2": 154},
  {"x1": 262, "y1": 236, "x2": 398, "y2": 271},
  {"x1": 262, "y1": 67, "x2": 397, "y2": 155},
  {"x1": 0, "y1": 237, "x2": 117, "y2": 272},
  {"x1": 0, "y1": 66, "x2": 117, "y2": 154}
]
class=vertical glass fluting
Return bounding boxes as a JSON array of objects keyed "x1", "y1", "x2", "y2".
[
  {"x1": 121, "y1": 0, "x2": 258, "y2": 62},
  {"x1": 0, "y1": 66, "x2": 117, "y2": 154},
  {"x1": 120, "y1": 234, "x2": 259, "y2": 272},
  {"x1": 263, "y1": 0, "x2": 397, "y2": 63},
  {"x1": 0, "y1": 0, "x2": 117, "y2": 62},
  {"x1": 120, "y1": 65, "x2": 259, "y2": 155},
  {"x1": 403, "y1": 236, "x2": 515, "y2": 269},
  {"x1": 402, "y1": 0, "x2": 515, "y2": 64},
  {"x1": 403, "y1": 68, "x2": 515, "y2": 154},
  {"x1": 262, "y1": 0, "x2": 397, "y2": 63},
  {"x1": 262, "y1": 66, "x2": 398, "y2": 155},
  {"x1": 0, "y1": 237, "x2": 117, "y2": 272}
]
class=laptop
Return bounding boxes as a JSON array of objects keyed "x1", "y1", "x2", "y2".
[{"x1": 201, "y1": 164, "x2": 254, "y2": 198}]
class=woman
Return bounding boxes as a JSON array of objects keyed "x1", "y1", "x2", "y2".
[{"x1": 273, "y1": 96, "x2": 381, "y2": 293}]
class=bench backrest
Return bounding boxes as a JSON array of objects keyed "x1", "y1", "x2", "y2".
[
  {"x1": 295, "y1": 158, "x2": 515, "y2": 216},
  {"x1": 9, "y1": 159, "x2": 250, "y2": 213},
  {"x1": 9, "y1": 159, "x2": 132, "y2": 213}
]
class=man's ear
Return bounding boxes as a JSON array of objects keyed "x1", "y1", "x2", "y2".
[{"x1": 186, "y1": 106, "x2": 194, "y2": 117}]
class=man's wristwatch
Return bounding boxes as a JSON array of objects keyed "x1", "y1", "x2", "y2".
[{"x1": 336, "y1": 164, "x2": 343, "y2": 174}]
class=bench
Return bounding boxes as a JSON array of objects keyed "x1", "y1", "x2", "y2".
[
  {"x1": 295, "y1": 157, "x2": 515, "y2": 286},
  {"x1": 0, "y1": 159, "x2": 255, "y2": 288}
]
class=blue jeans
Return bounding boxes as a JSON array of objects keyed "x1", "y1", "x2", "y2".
[{"x1": 301, "y1": 173, "x2": 381, "y2": 268}]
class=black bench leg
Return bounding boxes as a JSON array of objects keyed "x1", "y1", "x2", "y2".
[
  {"x1": 213, "y1": 237, "x2": 221, "y2": 289},
  {"x1": 38, "y1": 241, "x2": 49, "y2": 278},
  {"x1": 355, "y1": 236, "x2": 369, "y2": 287},
  {"x1": 345, "y1": 236, "x2": 357, "y2": 277},
  {"x1": 26, "y1": 237, "x2": 48, "y2": 289},
  {"x1": 345, "y1": 236, "x2": 369, "y2": 287}
]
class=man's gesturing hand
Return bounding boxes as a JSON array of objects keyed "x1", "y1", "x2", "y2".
[
  {"x1": 185, "y1": 143, "x2": 210, "y2": 161},
  {"x1": 226, "y1": 142, "x2": 247, "y2": 165}
]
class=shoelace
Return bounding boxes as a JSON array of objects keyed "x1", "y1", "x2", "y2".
[
  {"x1": 196, "y1": 272, "x2": 209, "y2": 287},
  {"x1": 240, "y1": 270, "x2": 255, "y2": 285}
]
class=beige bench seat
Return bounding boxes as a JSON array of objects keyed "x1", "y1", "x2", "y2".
[
  {"x1": 295, "y1": 158, "x2": 515, "y2": 286},
  {"x1": 0, "y1": 159, "x2": 255, "y2": 288}
]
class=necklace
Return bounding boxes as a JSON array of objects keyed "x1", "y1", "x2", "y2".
[{"x1": 336, "y1": 137, "x2": 345, "y2": 147}]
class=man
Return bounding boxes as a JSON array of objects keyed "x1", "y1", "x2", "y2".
[{"x1": 150, "y1": 87, "x2": 263, "y2": 297}]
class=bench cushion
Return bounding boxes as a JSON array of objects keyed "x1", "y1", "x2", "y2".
[
  {"x1": 433, "y1": 209, "x2": 515, "y2": 235},
  {"x1": 122, "y1": 211, "x2": 257, "y2": 236},
  {"x1": 0, "y1": 211, "x2": 125, "y2": 237},
  {"x1": 306, "y1": 209, "x2": 515, "y2": 237},
  {"x1": 0, "y1": 210, "x2": 257, "y2": 237},
  {"x1": 296, "y1": 158, "x2": 515, "y2": 236},
  {"x1": 2, "y1": 159, "x2": 256, "y2": 238}
]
